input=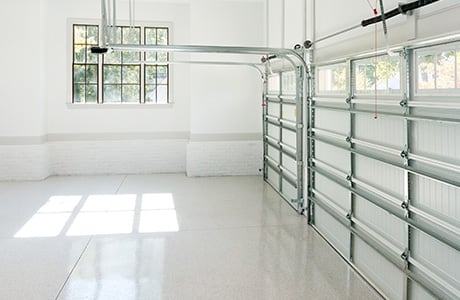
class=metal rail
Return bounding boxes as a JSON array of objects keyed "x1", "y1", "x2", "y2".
[
  {"x1": 304, "y1": 0, "x2": 440, "y2": 49},
  {"x1": 310, "y1": 133, "x2": 460, "y2": 189},
  {"x1": 312, "y1": 103, "x2": 460, "y2": 125},
  {"x1": 310, "y1": 163, "x2": 460, "y2": 252},
  {"x1": 103, "y1": 44, "x2": 308, "y2": 71},
  {"x1": 310, "y1": 195, "x2": 458, "y2": 300}
]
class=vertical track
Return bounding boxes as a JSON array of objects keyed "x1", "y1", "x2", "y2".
[{"x1": 263, "y1": 62, "x2": 305, "y2": 212}]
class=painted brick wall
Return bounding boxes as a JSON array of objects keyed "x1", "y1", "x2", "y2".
[
  {"x1": 0, "y1": 145, "x2": 49, "y2": 181},
  {"x1": 0, "y1": 139, "x2": 264, "y2": 180},
  {"x1": 186, "y1": 141, "x2": 263, "y2": 177},
  {"x1": 49, "y1": 140, "x2": 187, "y2": 176}
]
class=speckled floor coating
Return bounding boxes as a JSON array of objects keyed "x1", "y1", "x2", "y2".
[{"x1": 0, "y1": 174, "x2": 382, "y2": 300}]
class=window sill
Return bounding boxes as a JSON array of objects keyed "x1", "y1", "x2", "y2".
[{"x1": 67, "y1": 102, "x2": 174, "y2": 109}]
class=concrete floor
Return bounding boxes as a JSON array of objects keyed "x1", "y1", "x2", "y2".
[{"x1": 0, "y1": 174, "x2": 382, "y2": 300}]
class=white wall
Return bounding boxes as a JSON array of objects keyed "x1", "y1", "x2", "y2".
[
  {"x1": 0, "y1": 0, "x2": 266, "y2": 180},
  {"x1": 267, "y1": 0, "x2": 306, "y2": 49},
  {"x1": 187, "y1": 0, "x2": 265, "y2": 176},
  {"x1": 0, "y1": 1, "x2": 49, "y2": 180},
  {"x1": 45, "y1": 0, "x2": 191, "y2": 134},
  {"x1": 189, "y1": 0, "x2": 264, "y2": 135},
  {"x1": 0, "y1": 1, "x2": 46, "y2": 138}
]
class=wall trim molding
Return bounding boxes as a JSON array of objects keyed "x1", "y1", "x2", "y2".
[
  {"x1": 0, "y1": 136, "x2": 47, "y2": 145},
  {"x1": 0, "y1": 132, "x2": 263, "y2": 145},
  {"x1": 47, "y1": 132, "x2": 190, "y2": 142},
  {"x1": 189, "y1": 133, "x2": 262, "y2": 142},
  {"x1": 0, "y1": 132, "x2": 189, "y2": 145}
]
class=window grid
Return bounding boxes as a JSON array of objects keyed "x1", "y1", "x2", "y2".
[
  {"x1": 73, "y1": 25, "x2": 99, "y2": 103},
  {"x1": 316, "y1": 63, "x2": 348, "y2": 95},
  {"x1": 103, "y1": 26, "x2": 141, "y2": 103},
  {"x1": 416, "y1": 46, "x2": 460, "y2": 93},
  {"x1": 144, "y1": 27, "x2": 169, "y2": 104},
  {"x1": 72, "y1": 24, "x2": 170, "y2": 104},
  {"x1": 352, "y1": 55, "x2": 402, "y2": 96}
]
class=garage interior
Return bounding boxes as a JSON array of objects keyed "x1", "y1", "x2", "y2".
[{"x1": 0, "y1": 0, "x2": 459, "y2": 299}]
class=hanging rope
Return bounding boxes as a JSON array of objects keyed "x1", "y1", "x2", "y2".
[{"x1": 374, "y1": 1, "x2": 378, "y2": 119}]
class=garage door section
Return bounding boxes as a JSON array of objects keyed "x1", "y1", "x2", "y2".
[
  {"x1": 309, "y1": 40, "x2": 460, "y2": 299},
  {"x1": 263, "y1": 65, "x2": 305, "y2": 213}
]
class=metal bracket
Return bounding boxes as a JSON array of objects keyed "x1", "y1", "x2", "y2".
[
  {"x1": 345, "y1": 96, "x2": 353, "y2": 104},
  {"x1": 345, "y1": 136, "x2": 352, "y2": 144},
  {"x1": 398, "y1": 3, "x2": 413, "y2": 16},
  {"x1": 400, "y1": 150, "x2": 408, "y2": 159},
  {"x1": 346, "y1": 210, "x2": 353, "y2": 220},
  {"x1": 346, "y1": 174, "x2": 353, "y2": 182},
  {"x1": 400, "y1": 48, "x2": 409, "y2": 59},
  {"x1": 400, "y1": 248, "x2": 409, "y2": 261},
  {"x1": 401, "y1": 145, "x2": 409, "y2": 166},
  {"x1": 399, "y1": 99, "x2": 408, "y2": 108},
  {"x1": 401, "y1": 201, "x2": 408, "y2": 210}
]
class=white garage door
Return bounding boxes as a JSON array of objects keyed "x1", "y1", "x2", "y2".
[{"x1": 309, "y1": 39, "x2": 460, "y2": 299}]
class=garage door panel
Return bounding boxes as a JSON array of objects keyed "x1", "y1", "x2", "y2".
[
  {"x1": 411, "y1": 229, "x2": 460, "y2": 291},
  {"x1": 282, "y1": 153, "x2": 297, "y2": 175},
  {"x1": 283, "y1": 105, "x2": 297, "y2": 122},
  {"x1": 354, "y1": 237, "x2": 405, "y2": 300},
  {"x1": 355, "y1": 114, "x2": 404, "y2": 149},
  {"x1": 409, "y1": 280, "x2": 436, "y2": 300},
  {"x1": 267, "y1": 104, "x2": 280, "y2": 117},
  {"x1": 354, "y1": 195, "x2": 405, "y2": 249},
  {"x1": 267, "y1": 167, "x2": 279, "y2": 187},
  {"x1": 267, "y1": 145, "x2": 280, "y2": 163},
  {"x1": 282, "y1": 129, "x2": 297, "y2": 148},
  {"x1": 315, "y1": 108, "x2": 350, "y2": 135},
  {"x1": 411, "y1": 175, "x2": 460, "y2": 227},
  {"x1": 354, "y1": 155, "x2": 405, "y2": 199},
  {"x1": 411, "y1": 121, "x2": 460, "y2": 162},
  {"x1": 315, "y1": 205, "x2": 350, "y2": 258},
  {"x1": 315, "y1": 141, "x2": 350, "y2": 174},
  {"x1": 267, "y1": 124, "x2": 280, "y2": 139},
  {"x1": 315, "y1": 173, "x2": 350, "y2": 211},
  {"x1": 282, "y1": 178, "x2": 298, "y2": 202}
]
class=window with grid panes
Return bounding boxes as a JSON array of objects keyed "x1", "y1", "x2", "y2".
[
  {"x1": 72, "y1": 24, "x2": 169, "y2": 104},
  {"x1": 416, "y1": 45, "x2": 460, "y2": 92}
]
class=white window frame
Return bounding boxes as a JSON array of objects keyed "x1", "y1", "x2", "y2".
[
  {"x1": 67, "y1": 19, "x2": 174, "y2": 106},
  {"x1": 413, "y1": 43, "x2": 460, "y2": 97}
]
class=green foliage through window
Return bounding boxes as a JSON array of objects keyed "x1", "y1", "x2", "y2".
[
  {"x1": 317, "y1": 63, "x2": 347, "y2": 94},
  {"x1": 72, "y1": 25, "x2": 99, "y2": 103},
  {"x1": 417, "y1": 48, "x2": 460, "y2": 91},
  {"x1": 354, "y1": 55, "x2": 400, "y2": 94}
]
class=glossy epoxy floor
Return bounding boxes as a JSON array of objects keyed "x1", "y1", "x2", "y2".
[{"x1": 0, "y1": 174, "x2": 382, "y2": 300}]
